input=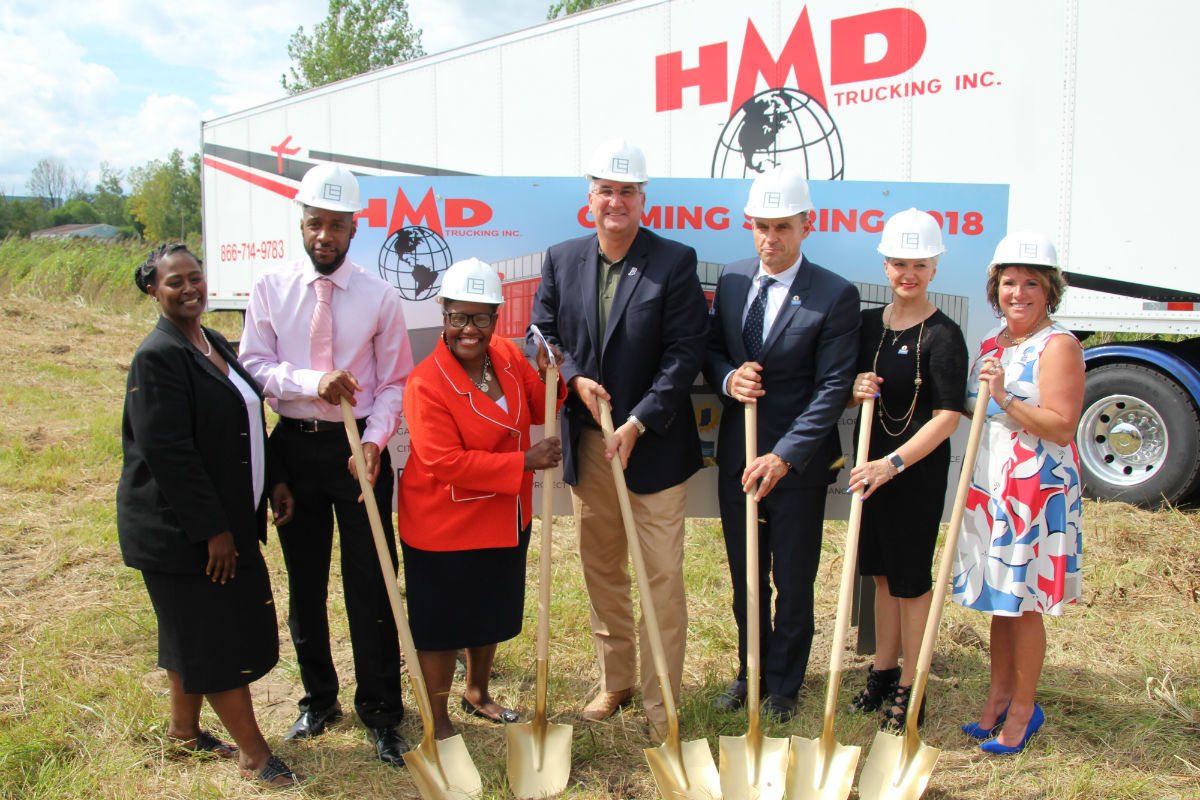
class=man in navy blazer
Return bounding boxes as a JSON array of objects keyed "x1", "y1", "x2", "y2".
[
  {"x1": 528, "y1": 139, "x2": 707, "y2": 738},
  {"x1": 703, "y1": 167, "x2": 860, "y2": 720}
]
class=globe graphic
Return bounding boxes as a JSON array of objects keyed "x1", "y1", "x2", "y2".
[
  {"x1": 377, "y1": 226, "x2": 454, "y2": 301},
  {"x1": 711, "y1": 87, "x2": 844, "y2": 180}
]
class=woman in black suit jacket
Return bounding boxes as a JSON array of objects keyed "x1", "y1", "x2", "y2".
[{"x1": 116, "y1": 244, "x2": 303, "y2": 786}]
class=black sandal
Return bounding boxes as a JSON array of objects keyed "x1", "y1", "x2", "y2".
[
  {"x1": 880, "y1": 683, "x2": 926, "y2": 732},
  {"x1": 848, "y1": 664, "x2": 901, "y2": 714},
  {"x1": 172, "y1": 730, "x2": 238, "y2": 758},
  {"x1": 241, "y1": 754, "x2": 306, "y2": 787}
]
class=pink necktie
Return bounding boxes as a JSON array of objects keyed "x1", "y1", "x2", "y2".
[{"x1": 310, "y1": 277, "x2": 334, "y2": 373}]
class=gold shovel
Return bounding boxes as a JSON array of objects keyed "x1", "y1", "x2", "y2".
[
  {"x1": 341, "y1": 398, "x2": 482, "y2": 800},
  {"x1": 719, "y1": 402, "x2": 789, "y2": 800},
  {"x1": 857, "y1": 380, "x2": 990, "y2": 800},
  {"x1": 506, "y1": 365, "x2": 573, "y2": 799},
  {"x1": 598, "y1": 398, "x2": 722, "y2": 800},
  {"x1": 785, "y1": 397, "x2": 874, "y2": 800}
]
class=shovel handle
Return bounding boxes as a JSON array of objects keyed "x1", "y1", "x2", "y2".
[
  {"x1": 598, "y1": 399, "x2": 682, "y2": 742},
  {"x1": 904, "y1": 379, "x2": 991, "y2": 744},
  {"x1": 535, "y1": 366, "x2": 559, "y2": 721},
  {"x1": 340, "y1": 399, "x2": 438, "y2": 750},
  {"x1": 820, "y1": 397, "x2": 874, "y2": 742},
  {"x1": 744, "y1": 403, "x2": 762, "y2": 740}
]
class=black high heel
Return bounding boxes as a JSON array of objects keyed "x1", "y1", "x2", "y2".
[
  {"x1": 880, "y1": 683, "x2": 926, "y2": 731},
  {"x1": 848, "y1": 664, "x2": 901, "y2": 714}
]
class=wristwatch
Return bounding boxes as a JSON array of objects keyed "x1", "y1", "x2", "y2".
[
  {"x1": 886, "y1": 452, "x2": 906, "y2": 474},
  {"x1": 627, "y1": 415, "x2": 646, "y2": 436},
  {"x1": 1001, "y1": 392, "x2": 1016, "y2": 411}
]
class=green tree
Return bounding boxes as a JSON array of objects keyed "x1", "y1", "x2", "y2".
[
  {"x1": 26, "y1": 157, "x2": 75, "y2": 208},
  {"x1": 127, "y1": 150, "x2": 201, "y2": 243},
  {"x1": 93, "y1": 162, "x2": 130, "y2": 228},
  {"x1": 282, "y1": 0, "x2": 425, "y2": 94},
  {"x1": 48, "y1": 199, "x2": 102, "y2": 227},
  {"x1": 8, "y1": 198, "x2": 49, "y2": 237},
  {"x1": 547, "y1": 0, "x2": 619, "y2": 19}
]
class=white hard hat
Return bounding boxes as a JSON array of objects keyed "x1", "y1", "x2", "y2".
[
  {"x1": 744, "y1": 166, "x2": 814, "y2": 219},
  {"x1": 585, "y1": 138, "x2": 649, "y2": 183},
  {"x1": 438, "y1": 258, "x2": 505, "y2": 305},
  {"x1": 988, "y1": 229, "x2": 1059, "y2": 273},
  {"x1": 878, "y1": 208, "x2": 945, "y2": 259},
  {"x1": 295, "y1": 163, "x2": 362, "y2": 213}
]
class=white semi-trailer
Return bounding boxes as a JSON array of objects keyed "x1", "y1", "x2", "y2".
[{"x1": 201, "y1": 0, "x2": 1200, "y2": 507}]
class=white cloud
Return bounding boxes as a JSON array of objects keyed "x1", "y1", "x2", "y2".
[
  {"x1": 407, "y1": 0, "x2": 549, "y2": 56},
  {"x1": 0, "y1": 0, "x2": 547, "y2": 192}
]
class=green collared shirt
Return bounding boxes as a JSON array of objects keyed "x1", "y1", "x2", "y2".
[{"x1": 597, "y1": 244, "x2": 626, "y2": 340}]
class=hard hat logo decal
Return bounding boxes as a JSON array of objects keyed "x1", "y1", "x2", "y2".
[
  {"x1": 901, "y1": 232, "x2": 920, "y2": 249},
  {"x1": 1019, "y1": 243, "x2": 1039, "y2": 259},
  {"x1": 611, "y1": 157, "x2": 630, "y2": 174},
  {"x1": 322, "y1": 183, "x2": 344, "y2": 202},
  {"x1": 763, "y1": 191, "x2": 782, "y2": 208},
  {"x1": 465, "y1": 277, "x2": 485, "y2": 295}
]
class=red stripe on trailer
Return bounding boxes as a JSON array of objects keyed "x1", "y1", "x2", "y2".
[
  {"x1": 1167, "y1": 302, "x2": 1194, "y2": 311},
  {"x1": 203, "y1": 157, "x2": 298, "y2": 200}
]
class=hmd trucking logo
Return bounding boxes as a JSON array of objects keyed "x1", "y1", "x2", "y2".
[{"x1": 654, "y1": 7, "x2": 984, "y2": 180}]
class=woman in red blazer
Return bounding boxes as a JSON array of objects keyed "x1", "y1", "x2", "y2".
[{"x1": 397, "y1": 259, "x2": 565, "y2": 739}]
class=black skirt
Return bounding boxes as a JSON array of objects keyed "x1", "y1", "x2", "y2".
[
  {"x1": 401, "y1": 523, "x2": 531, "y2": 651},
  {"x1": 142, "y1": 550, "x2": 279, "y2": 694}
]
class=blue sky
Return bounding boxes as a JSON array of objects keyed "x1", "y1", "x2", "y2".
[{"x1": 0, "y1": 0, "x2": 553, "y2": 194}]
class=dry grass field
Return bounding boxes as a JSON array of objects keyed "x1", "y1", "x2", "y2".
[{"x1": 1, "y1": 293, "x2": 1198, "y2": 799}]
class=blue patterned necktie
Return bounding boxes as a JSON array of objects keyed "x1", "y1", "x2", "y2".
[{"x1": 742, "y1": 275, "x2": 775, "y2": 361}]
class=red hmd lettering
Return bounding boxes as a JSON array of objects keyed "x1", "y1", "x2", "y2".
[
  {"x1": 389, "y1": 187, "x2": 442, "y2": 236},
  {"x1": 830, "y1": 9, "x2": 927, "y2": 85},
  {"x1": 655, "y1": 8, "x2": 930, "y2": 116},
  {"x1": 732, "y1": 9, "x2": 827, "y2": 115},
  {"x1": 444, "y1": 198, "x2": 492, "y2": 228},
  {"x1": 655, "y1": 43, "x2": 727, "y2": 112}
]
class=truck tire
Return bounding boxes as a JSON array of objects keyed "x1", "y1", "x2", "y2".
[{"x1": 1077, "y1": 363, "x2": 1200, "y2": 507}]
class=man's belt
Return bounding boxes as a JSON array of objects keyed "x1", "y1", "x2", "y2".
[{"x1": 278, "y1": 416, "x2": 367, "y2": 434}]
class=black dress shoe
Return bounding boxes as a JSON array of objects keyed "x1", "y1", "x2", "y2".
[
  {"x1": 761, "y1": 694, "x2": 797, "y2": 722},
  {"x1": 284, "y1": 704, "x2": 342, "y2": 741},
  {"x1": 368, "y1": 726, "x2": 411, "y2": 766},
  {"x1": 713, "y1": 680, "x2": 749, "y2": 711}
]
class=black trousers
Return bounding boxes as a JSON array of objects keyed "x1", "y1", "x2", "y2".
[
  {"x1": 718, "y1": 473, "x2": 827, "y2": 700},
  {"x1": 271, "y1": 422, "x2": 404, "y2": 727}
]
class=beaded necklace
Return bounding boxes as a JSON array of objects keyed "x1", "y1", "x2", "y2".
[
  {"x1": 473, "y1": 354, "x2": 493, "y2": 392},
  {"x1": 872, "y1": 305, "x2": 926, "y2": 437}
]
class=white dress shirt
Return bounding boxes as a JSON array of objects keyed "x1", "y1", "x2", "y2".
[
  {"x1": 239, "y1": 258, "x2": 414, "y2": 450},
  {"x1": 225, "y1": 365, "x2": 266, "y2": 507},
  {"x1": 723, "y1": 256, "x2": 804, "y2": 397}
]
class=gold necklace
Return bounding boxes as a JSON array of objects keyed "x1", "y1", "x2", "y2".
[
  {"x1": 873, "y1": 306, "x2": 925, "y2": 437},
  {"x1": 1000, "y1": 316, "x2": 1050, "y2": 346}
]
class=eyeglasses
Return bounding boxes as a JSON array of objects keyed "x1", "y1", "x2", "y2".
[
  {"x1": 444, "y1": 311, "x2": 496, "y2": 328},
  {"x1": 589, "y1": 186, "x2": 643, "y2": 200}
]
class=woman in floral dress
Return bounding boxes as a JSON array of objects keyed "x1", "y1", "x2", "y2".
[{"x1": 953, "y1": 230, "x2": 1085, "y2": 755}]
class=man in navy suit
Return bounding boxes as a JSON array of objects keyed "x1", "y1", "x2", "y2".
[
  {"x1": 703, "y1": 167, "x2": 860, "y2": 720},
  {"x1": 528, "y1": 139, "x2": 707, "y2": 739}
]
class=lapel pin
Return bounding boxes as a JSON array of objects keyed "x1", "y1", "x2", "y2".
[
  {"x1": 627, "y1": 266, "x2": 638, "y2": 276},
  {"x1": 790, "y1": 295, "x2": 801, "y2": 306},
  {"x1": 899, "y1": 345, "x2": 909, "y2": 355}
]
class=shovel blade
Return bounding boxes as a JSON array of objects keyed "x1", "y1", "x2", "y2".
[
  {"x1": 505, "y1": 720, "x2": 573, "y2": 799},
  {"x1": 783, "y1": 734, "x2": 860, "y2": 800},
  {"x1": 857, "y1": 730, "x2": 940, "y2": 800},
  {"x1": 718, "y1": 733, "x2": 789, "y2": 800},
  {"x1": 403, "y1": 735, "x2": 482, "y2": 800},
  {"x1": 645, "y1": 738, "x2": 722, "y2": 800}
]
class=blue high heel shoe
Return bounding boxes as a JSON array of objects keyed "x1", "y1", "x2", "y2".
[
  {"x1": 962, "y1": 703, "x2": 1009, "y2": 740},
  {"x1": 979, "y1": 703, "x2": 1044, "y2": 754}
]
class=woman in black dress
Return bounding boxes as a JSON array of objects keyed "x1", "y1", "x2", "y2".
[
  {"x1": 116, "y1": 244, "x2": 303, "y2": 786},
  {"x1": 845, "y1": 209, "x2": 968, "y2": 730}
]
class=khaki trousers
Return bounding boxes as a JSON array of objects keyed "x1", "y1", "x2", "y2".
[{"x1": 572, "y1": 428, "x2": 688, "y2": 730}]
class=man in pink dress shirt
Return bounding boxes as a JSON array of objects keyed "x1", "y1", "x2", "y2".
[{"x1": 240, "y1": 164, "x2": 414, "y2": 765}]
